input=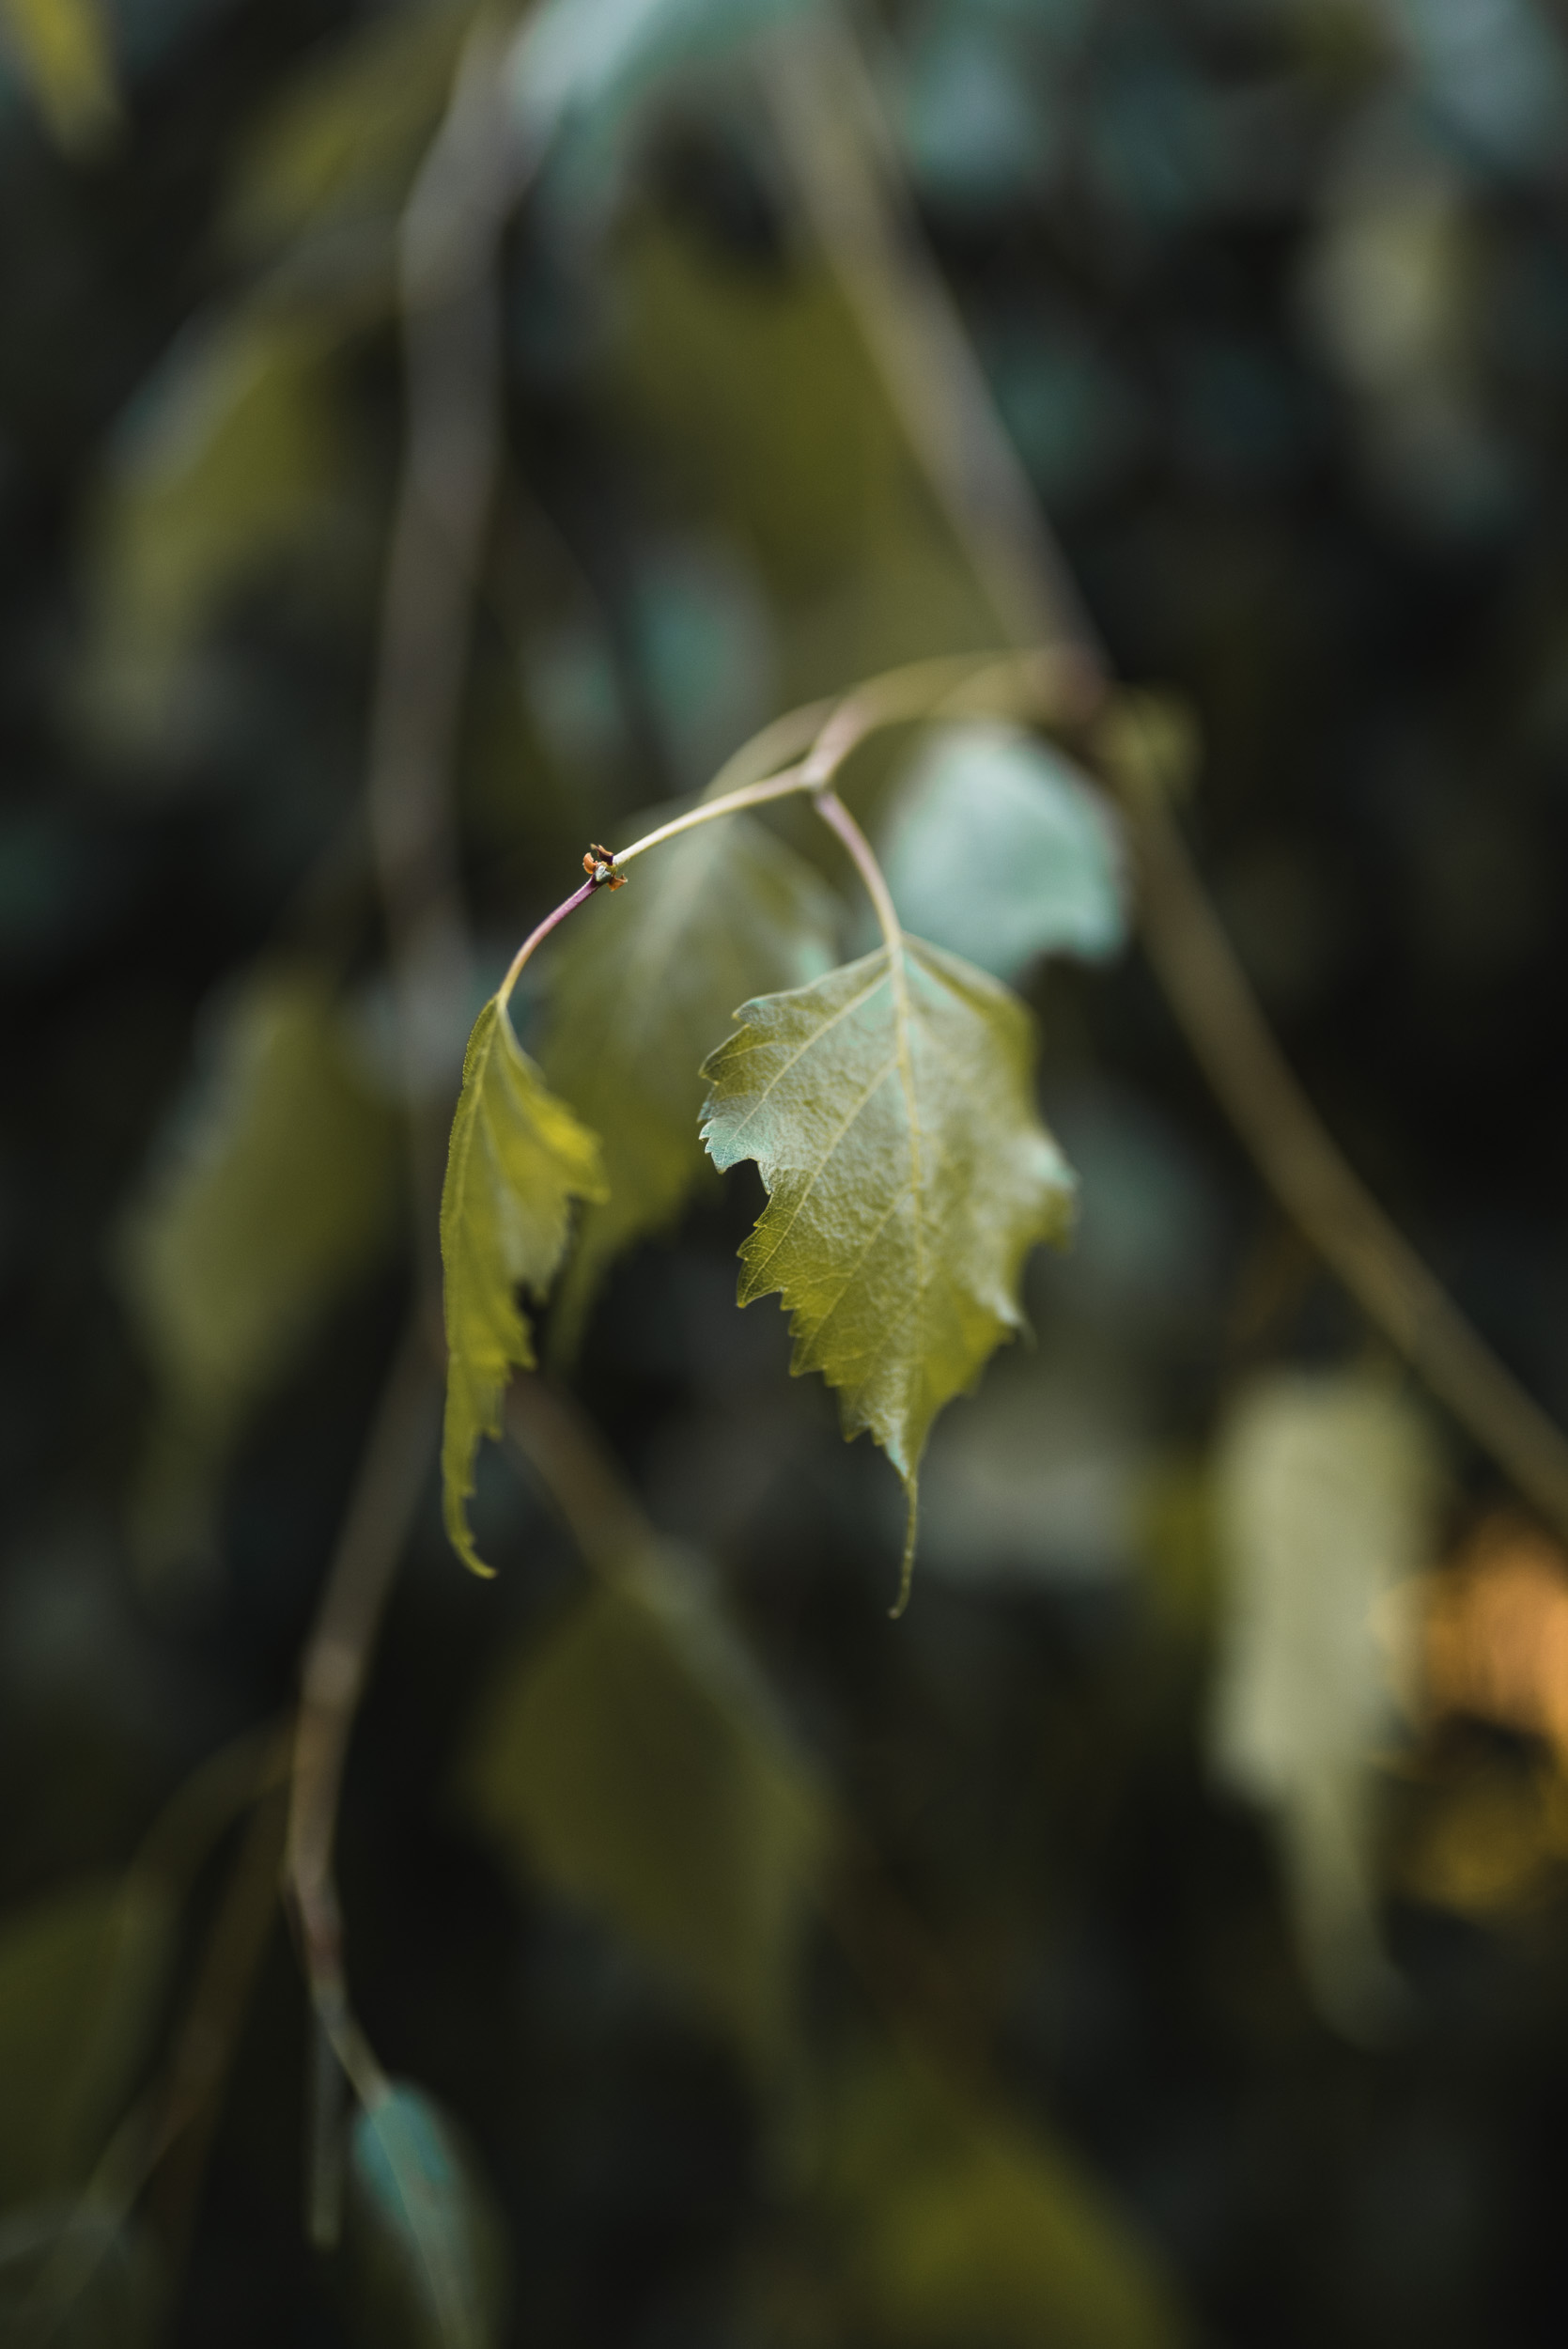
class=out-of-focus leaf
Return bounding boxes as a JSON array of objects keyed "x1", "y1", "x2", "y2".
[
  {"x1": 116, "y1": 959, "x2": 402, "y2": 1571},
  {"x1": 822, "y1": 2046, "x2": 1183, "y2": 2349},
  {"x1": 0, "y1": 1875, "x2": 173, "y2": 2208},
  {"x1": 0, "y1": 2202, "x2": 163, "y2": 2349},
  {"x1": 224, "y1": 0, "x2": 472, "y2": 259},
  {"x1": 1209, "y1": 1369, "x2": 1439, "y2": 2039},
  {"x1": 877, "y1": 721, "x2": 1126, "y2": 981},
  {"x1": 0, "y1": 0, "x2": 117, "y2": 155},
  {"x1": 541, "y1": 811, "x2": 838, "y2": 1351},
  {"x1": 346, "y1": 2083, "x2": 508, "y2": 2349},
  {"x1": 511, "y1": 0, "x2": 812, "y2": 158},
  {"x1": 79, "y1": 307, "x2": 354, "y2": 760},
  {"x1": 701, "y1": 938, "x2": 1074, "y2": 1604},
  {"x1": 1419, "y1": 1513, "x2": 1568, "y2": 1757},
  {"x1": 457, "y1": 1549, "x2": 828, "y2": 2062},
  {"x1": 440, "y1": 999, "x2": 607, "y2": 1574}
]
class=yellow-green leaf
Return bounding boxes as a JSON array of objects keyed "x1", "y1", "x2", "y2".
[
  {"x1": 116, "y1": 958, "x2": 401, "y2": 1572},
  {"x1": 80, "y1": 308, "x2": 354, "y2": 760},
  {"x1": 0, "y1": 0, "x2": 117, "y2": 156},
  {"x1": 440, "y1": 999, "x2": 607, "y2": 1575},
  {"x1": 540, "y1": 810, "x2": 838, "y2": 1351},
  {"x1": 822, "y1": 2046, "x2": 1183, "y2": 2349},
  {"x1": 701, "y1": 937, "x2": 1074, "y2": 1607},
  {"x1": 456, "y1": 1550, "x2": 828, "y2": 2065}
]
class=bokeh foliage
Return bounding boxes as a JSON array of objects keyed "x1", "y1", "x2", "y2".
[{"x1": 5, "y1": 0, "x2": 1568, "y2": 2342}]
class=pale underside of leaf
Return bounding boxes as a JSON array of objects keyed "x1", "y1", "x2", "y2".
[
  {"x1": 541, "y1": 808, "x2": 838, "y2": 1352},
  {"x1": 440, "y1": 999, "x2": 606, "y2": 1575},
  {"x1": 701, "y1": 935, "x2": 1074, "y2": 1604}
]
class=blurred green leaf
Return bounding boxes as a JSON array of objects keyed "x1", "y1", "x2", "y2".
[
  {"x1": 224, "y1": 0, "x2": 474, "y2": 260},
  {"x1": 441, "y1": 998, "x2": 607, "y2": 1574},
  {"x1": 541, "y1": 811, "x2": 838, "y2": 1352},
  {"x1": 0, "y1": 1875, "x2": 173, "y2": 2209},
  {"x1": 458, "y1": 1550, "x2": 828, "y2": 2062},
  {"x1": 0, "y1": 2202, "x2": 163, "y2": 2349},
  {"x1": 1209, "y1": 1368, "x2": 1440, "y2": 2040},
  {"x1": 701, "y1": 937, "x2": 1074, "y2": 1603},
  {"x1": 346, "y1": 2083, "x2": 508, "y2": 2349},
  {"x1": 878, "y1": 721, "x2": 1126, "y2": 981},
  {"x1": 80, "y1": 308, "x2": 357, "y2": 760},
  {"x1": 0, "y1": 0, "x2": 117, "y2": 155},
  {"x1": 116, "y1": 958, "x2": 402, "y2": 1571},
  {"x1": 823, "y1": 2047, "x2": 1184, "y2": 2349}
]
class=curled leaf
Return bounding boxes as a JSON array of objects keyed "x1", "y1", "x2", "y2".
[
  {"x1": 440, "y1": 999, "x2": 607, "y2": 1574},
  {"x1": 701, "y1": 937, "x2": 1074, "y2": 1608}
]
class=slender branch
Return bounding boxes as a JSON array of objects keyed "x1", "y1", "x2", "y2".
[
  {"x1": 811, "y1": 786, "x2": 902, "y2": 955},
  {"x1": 496, "y1": 873, "x2": 601, "y2": 1013},
  {"x1": 486, "y1": 649, "x2": 1073, "y2": 1008},
  {"x1": 765, "y1": 9, "x2": 1105, "y2": 685},
  {"x1": 1131, "y1": 793, "x2": 1568, "y2": 1538},
  {"x1": 365, "y1": 16, "x2": 520, "y2": 1301},
  {"x1": 284, "y1": 1315, "x2": 440, "y2": 2234},
  {"x1": 763, "y1": 2, "x2": 1568, "y2": 1540}
]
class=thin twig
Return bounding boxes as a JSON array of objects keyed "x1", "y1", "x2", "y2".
[
  {"x1": 284, "y1": 1315, "x2": 440, "y2": 2234},
  {"x1": 765, "y1": 9, "x2": 1104, "y2": 685},
  {"x1": 365, "y1": 15, "x2": 520, "y2": 1300},
  {"x1": 1131, "y1": 794, "x2": 1568, "y2": 1536},
  {"x1": 771, "y1": 3, "x2": 1568, "y2": 1535}
]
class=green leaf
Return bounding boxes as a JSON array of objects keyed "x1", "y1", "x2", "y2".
[
  {"x1": 822, "y1": 2047, "x2": 1184, "y2": 2349},
  {"x1": 701, "y1": 937, "x2": 1074, "y2": 1605},
  {"x1": 116, "y1": 958, "x2": 402, "y2": 1571},
  {"x1": 80, "y1": 308, "x2": 354, "y2": 759},
  {"x1": 0, "y1": 1875, "x2": 173, "y2": 2208},
  {"x1": 346, "y1": 2084, "x2": 508, "y2": 2349},
  {"x1": 0, "y1": 2203, "x2": 163, "y2": 2349},
  {"x1": 456, "y1": 1550, "x2": 828, "y2": 2064},
  {"x1": 540, "y1": 810, "x2": 839, "y2": 1351},
  {"x1": 224, "y1": 1, "x2": 472, "y2": 261},
  {"x1": 0, "y1": 0, "x2": 117, "y2": 156},
  {"x1": 1208, "y1": 1369, "x2": 1440, "y2": 2041},
  {"x1": 878, "y1": 721, "x2": 1126, "y2": 983},
  {"x1": 440, "y1": 998, "x2": 608, "y2": 1575}
]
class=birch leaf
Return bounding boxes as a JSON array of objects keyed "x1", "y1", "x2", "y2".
[
  {"x1": 541, "y1": 811, "x2": 838, "y2": 1351},
  {"x1": 457, "y1": 1548, "x2": 828, "y2": 2067},
  {"x1": 700, "y1": 937, "x2": 1074, "y2": 1607},
  {"x1": 878, "y1": 721, "x2": 1127, "y2": 983},
  {"x1": 440, "y1": 1000, "x2": 607, "y2": 1575},
  {"x1": 346, "y1": 2084, "x2": 508, "y2": 2349}
]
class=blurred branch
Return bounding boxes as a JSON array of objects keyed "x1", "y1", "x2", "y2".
[
  {"x1": 773, "y1": 1, "x2": 1568, "y2": 1542},
  {"x1": 366, "y1": 10, "x2": 520, "y2": 1298},
  {"x1": 1131, "y1": 798, "x2": 1568, "y2": 1536},
  {"x1": 284, "y1": 1314, "x2": 439, "y2": 2236},
  {"x1": 765, "y1": 8, "x2": 1104, "y2": 692}
]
